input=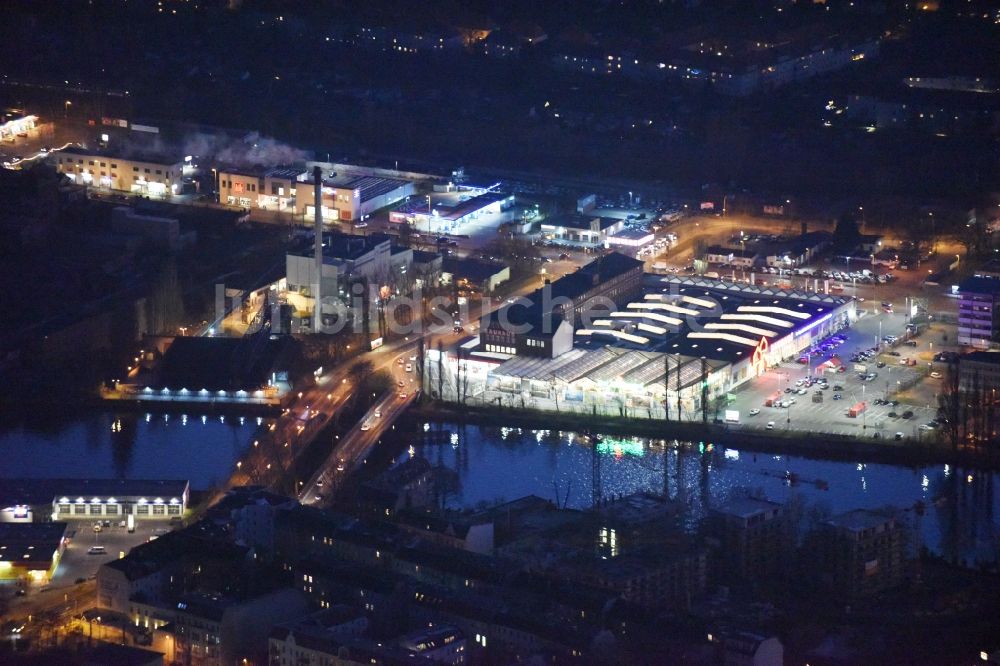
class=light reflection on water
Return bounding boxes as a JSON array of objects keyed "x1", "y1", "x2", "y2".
[
  {"x1": 412, "y1": 423, "x2": 1000, "y2": 564},
  {"x1": 0, "y1": 411, "x2": 266, "y2": 489}
]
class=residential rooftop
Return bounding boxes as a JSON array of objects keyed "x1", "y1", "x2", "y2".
[
  {"x1": 713, "y1": 497, "x2": 784, "y2": 521},
  {"x1": 958, "y1": 275, "x2": 1000, "y2": 295},
  {"x1": 442, "y1": 256, "x2": 507, "y2": 283},
  {"x1": 825, "y1": 509, "x2": 894, "y2": 534}
]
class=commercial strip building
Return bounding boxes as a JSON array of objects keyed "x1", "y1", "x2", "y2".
[
  {"x1": 215, "y1": 161, "x2": 430, "y2": 221},
  {"x1": 0, "y1": 112, "x2": 37, "y2": 140},
  {"x1": 539, "y1": 212, "x2": 625, "y2": 246},
  {"x1": 215, "y1": 166, "x2": 305, "y2": 211},
  {"x1": 700, "y1": 231, "x2": 831, "y2": 270},
  {"x1": 390, "y1": 188, "x2": 515, "y2": 233},
  {"x1": 455, "y1": 269, "x2": 856, "y2": 418},
  {"x1": 294, "y1": 171, "x2": 415, "y2": 222},
  {"x1": 0, "y1": 479, "x2": 189, "y2": 524},
  {"x1": 0, "y1": 522, "x2": 67, "y2": 583},
  {"x1": 55, "y1": 146, "x2": 188, "y2": 196}
]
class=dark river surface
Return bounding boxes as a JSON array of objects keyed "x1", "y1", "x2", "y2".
[
  {"x1": 1, "y1": 412, "x2": 996, "y2": 565},
  {"x1": 0, "y1": 410, "x2": 265, "y2": 490},
  {"x1": 408, "y1": 422, "x2": 999, "y2": 566}
]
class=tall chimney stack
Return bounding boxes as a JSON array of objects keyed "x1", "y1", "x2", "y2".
[{"x1": 313, "y1": 165, "x2": 323, "y2": 333}]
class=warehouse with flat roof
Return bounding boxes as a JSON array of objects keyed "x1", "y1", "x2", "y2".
[{"x1": 0, "y1": 479, "x2": 189, "y2": 523}]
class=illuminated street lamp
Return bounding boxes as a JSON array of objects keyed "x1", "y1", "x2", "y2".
[{"x1": 427, "y1": 195, "x2": 433, "y2": 235}]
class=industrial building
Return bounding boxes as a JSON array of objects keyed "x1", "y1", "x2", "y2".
[
  {"x1": 287, "y1": 232, "x2": 393, "y2": 297},
  {"x1": 111, "y1": 333, "x2": 298, "y2": 407},
  {"x1": 703, "y1": 245, "x2": 759, "y2": 268},
  {"x1": 55, "y1": 146, "x2": 187, "y2": 196},
  {"x1": 480, "y1": 252, "x2": 644, "y2": 357},
  {"x1": 0, "y1": 479, "x2": 189, "y2": 523},
  {"x1": 441, "y1": 256, "x2": 510, "y2": 294},
  {"x1": 111, "y1": 206, "x2": 196, "y2": 251},
  {"x1": 284, "y1": 231, "x2": 421, "y2": 329}
]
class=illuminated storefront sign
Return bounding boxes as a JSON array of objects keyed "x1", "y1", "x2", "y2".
[
  {"x1": 596, "y1": 438, "x2": 645, "y2": 457},
  {"x1": 793, "y1": 312, "x2": 833, "y2": 338},
  {"x1": 751, "y1": 336, "x2": 769, "y2": 375}
]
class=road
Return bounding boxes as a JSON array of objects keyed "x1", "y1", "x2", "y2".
[{"x1": 297, "y1": 328, "x2": 455, "y2": 504}]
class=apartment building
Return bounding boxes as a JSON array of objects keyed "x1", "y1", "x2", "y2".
[
  {"x1": 957, "y1": 275, "x2": 1000, "y2": 348},
  {"x1": 813, "y1": 509, "x2": 905, "y2": 598},
  {"x1": 708, "y1": 497, "x2": 792, "y2": 585}
]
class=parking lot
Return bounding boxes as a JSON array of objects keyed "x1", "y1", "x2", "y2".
[
  {"x1": 728, "y1": 309, "x2": 942, "y2": 440},
  {"x1": 49, "y1": 519, "x2": 176, "y2": 589}
]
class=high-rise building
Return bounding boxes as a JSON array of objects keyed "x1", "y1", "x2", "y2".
[
  {"x1": 812, "y1": 509, "x2": 905, "y2": 598},
  {"x1": 708, "y1": 497, "x2": 792, "y2": 585},
  {"x1": 957, "y1": 275, "x2": 1000, "y2": 348}
]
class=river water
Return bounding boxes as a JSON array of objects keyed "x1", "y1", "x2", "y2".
[
  {"x1": 410, "y1": 423, "x2": 1000, "y2": 566},
  {"x1": 0, "y1": 411, "x2": 266, "y2": 490},
  {"x1": 2, "y1": 411, "x2": 996, "y2": 565}
]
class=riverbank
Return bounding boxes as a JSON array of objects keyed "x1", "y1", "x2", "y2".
[{"x1": 410, "y1": 402, "x2": 1000, "y2": 470}]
